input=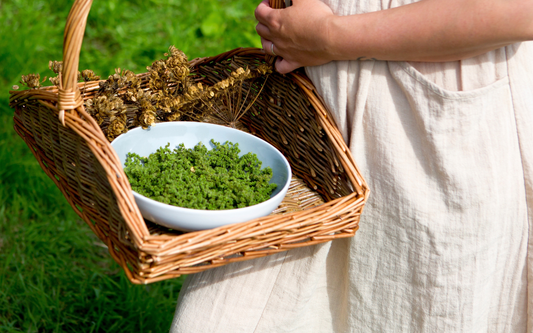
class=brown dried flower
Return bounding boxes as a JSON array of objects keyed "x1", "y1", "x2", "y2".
[
  {"x1": 79, "y1": 46, "x2": 273, "y2": 141},
  {"x1": 49, "y1": 76, "x2": 60, "y2": 86},
  {"x1": 148, "y1": 45, "x2": 191, "y2": 96},
  {"x1": 135, "y1": 92, "x2": 157, "y2": 129},
  {"x1": 81, "y1": 69, "x2": 101, "y2": 82},
  {"x1": 255, "y1": 63, "x2": 273, "y2": 76},
  {"x1": 20, "y1": 73, "x2": 46, "y2": 89},
  {"x1": 86, "y1": 95, "x2": 127, "y2": 125},
  {"x1": 107, "y1": 114, "x2": 128, "y2": 141},
  {"x1": 49, "y1": 61, "x2": 63, "y2": 74}
]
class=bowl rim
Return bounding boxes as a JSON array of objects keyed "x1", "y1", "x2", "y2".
[{"x1": 111, "y1": 122, "x2": 292, "y2": 225}]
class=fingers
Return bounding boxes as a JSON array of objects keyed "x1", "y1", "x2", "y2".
[
  {"x1": 260, "y1": 37, "x2": 277, "y2": 56},
  {"x1": 255, "y1": 0, "x2": 302, "y2": 74},
  {"x1": 275, "y1": 58, "x2": 302, "y2": 74},
  {"x1": 255, "y1": 22, "x2": 271, "y2": 40},
  {"x1": 254, "y1": 0, "x2": 272, "y2": 25}
]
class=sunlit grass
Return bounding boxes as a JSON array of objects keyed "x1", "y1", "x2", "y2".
[{"x1": 0, "y1": 0, "x2": 260, "y2": 331}]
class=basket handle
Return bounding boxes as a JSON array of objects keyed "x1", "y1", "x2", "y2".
[
  {"x1": 58, "y1": 0, "x2": 286, "y2": 125},
  {"x1": 58, "y1": 0, "x2": 93, "y2": 125},
  {"x1": 269, "y1": 0, "x2": 288, "y2": 9}
]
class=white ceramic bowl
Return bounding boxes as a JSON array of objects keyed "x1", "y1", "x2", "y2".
[{"x1": 111, "y1": 122, "x2": 292, "y2": 231}]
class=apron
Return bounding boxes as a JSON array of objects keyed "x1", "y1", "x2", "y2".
[{"x1": 171, "y1": 1, "x2": 533, "y2": 331}]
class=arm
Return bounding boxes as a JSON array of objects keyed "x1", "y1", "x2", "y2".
[{"x1": 255, "y1": 0, "x2": 533, "y2": 73}]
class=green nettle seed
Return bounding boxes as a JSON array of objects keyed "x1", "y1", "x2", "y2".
[{"x1": 124, "y1": 139, "x2": 277, "y2": 210}]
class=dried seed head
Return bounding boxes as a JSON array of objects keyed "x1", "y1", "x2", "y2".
[
  {"x1": 81, "y1": 69, "x2": 100, "y2": 82},
  {"x1": 137, "y1": 109, "x2": 157, "y2": 129},
  {"x1": 166, "y1": 112, "x2": 181, "y2": 122},
  {"x1": 49, "y1": 76, "x2": 60, "y2": 86},
  {"x1": 48, "y1": 60, "x2": 63, "y2": 74},
  {"x1": 80, "y1": 45, "x2": 272, "y2": 141},
  {"x1": 20, "y1": 73, "x2": 46, "y2": 89},
  {"x1": 256, "y1": 63, "x2": 273, "y2": 75}
]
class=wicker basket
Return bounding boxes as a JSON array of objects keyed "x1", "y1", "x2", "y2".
[{"x1": 9, "y1": 0, "x2": 369, "y2": 284}]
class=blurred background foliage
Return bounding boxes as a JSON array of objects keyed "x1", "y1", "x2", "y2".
[{"x1": 0, "y1": 0, "x2": 259, "y2": 331}]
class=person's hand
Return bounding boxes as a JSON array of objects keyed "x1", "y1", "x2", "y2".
[{"x1": 255, "y1": 0, "x2": 335, "y2": 74}]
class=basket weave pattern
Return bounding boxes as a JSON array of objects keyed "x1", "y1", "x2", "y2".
[{"x1": 9, "y1": 0, "x2": 369, "y2": 284}]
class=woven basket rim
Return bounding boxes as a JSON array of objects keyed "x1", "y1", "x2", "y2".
[{"x1": 10, "y1": 49, "x2": 370, "y2": 240}]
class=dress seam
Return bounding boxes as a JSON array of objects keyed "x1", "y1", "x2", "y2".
[
  {"x1": 392, "y1": 60, "x2": 509, "y2": 101},
  {"x1": 504, "y1": 44, "x2": 532, "y2": 333}
]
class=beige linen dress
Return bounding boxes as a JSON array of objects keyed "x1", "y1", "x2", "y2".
[{"x1": 171, "y1": 0, "x2": 533, "y2": 331}]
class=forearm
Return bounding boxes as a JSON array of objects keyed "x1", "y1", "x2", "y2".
[{"x1": 326, "y1": 0, "x2": 533, "y2": 62}]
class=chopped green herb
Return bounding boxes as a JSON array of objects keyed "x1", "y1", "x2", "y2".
[{"x1": 124, "y1": 139, "x2": 277, "y2": 210}]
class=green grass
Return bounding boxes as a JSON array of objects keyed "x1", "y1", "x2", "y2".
[{"x1": 0, "y1": 0, "x2": 260, "y2": 331}]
